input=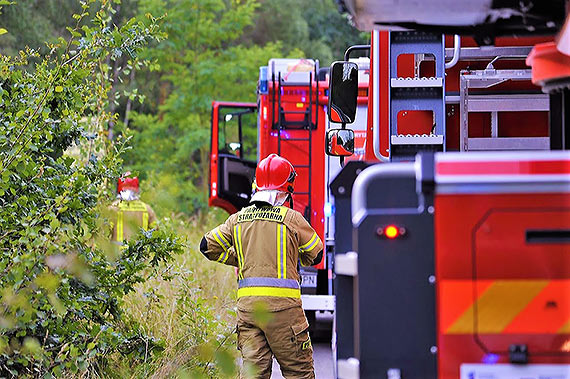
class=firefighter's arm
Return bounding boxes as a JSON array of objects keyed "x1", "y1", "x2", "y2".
[
  {"x1": 199, "y1": 216, "x2": 238, "y2": 267},
  {"x1": 296, "y1": 214, "x2": 324, "y2": 267}
]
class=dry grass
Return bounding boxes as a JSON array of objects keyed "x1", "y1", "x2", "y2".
[{"x1": 111, "y1": 209, "x2": 241, "y2": 378}]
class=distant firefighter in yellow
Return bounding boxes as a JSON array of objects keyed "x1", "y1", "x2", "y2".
[{"x1": 110, "y1": 174, "x2": 157, "y2": 244}]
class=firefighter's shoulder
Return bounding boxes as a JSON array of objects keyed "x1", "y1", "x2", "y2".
[{"x1": 280, "y1": 206, "x2": 306, "y2": 225}]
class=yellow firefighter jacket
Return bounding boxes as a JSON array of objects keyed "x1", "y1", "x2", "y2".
[
  {"x1": 109, "y1": 199, "x2": 157, "y2": 243},
  {"x1": 202, "y1": 204, "x2": 323, "y2": 312}
]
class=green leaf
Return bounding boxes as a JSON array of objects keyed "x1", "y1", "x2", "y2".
[
  {"x1": 55, "y1": 86, "x2": 63, "y2": 93},
  {"x1": 50, "y1": 218, "x2": 60, "y2": 229},
  {"x1": 0, "y1": 28, "x2": 7, "y2": 35}
]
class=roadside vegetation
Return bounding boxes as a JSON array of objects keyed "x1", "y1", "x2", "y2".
[{"x1": 0, "y1": 0, "x2": 365, "y2": 376}]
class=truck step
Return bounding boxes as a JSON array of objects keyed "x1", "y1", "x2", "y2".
[
  {"x1": 391, "y1": 134, "x2": 444, "y2": 145},
  {"x1": 391, "y1": 77, "x2": 443, "y2": 88}
]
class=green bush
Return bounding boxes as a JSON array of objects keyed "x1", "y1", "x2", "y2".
[{"x1": 0, "y1": 1, "x2": 185, "y2": 376}]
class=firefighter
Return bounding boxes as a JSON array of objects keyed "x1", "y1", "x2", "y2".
[
  {"x1": 110, "y1": 174, "x2": 157, "y2": 244},
  {"x1": 200, "y1": 154, "x2": 323, "y2": 379}
]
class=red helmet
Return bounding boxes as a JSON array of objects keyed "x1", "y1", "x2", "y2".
[
  {"x1": 117, "y1": 176, "x2": 139, "y2": 193},
  {"x1": 255, "y1": 154, "x2": 296, "y2": 194}
]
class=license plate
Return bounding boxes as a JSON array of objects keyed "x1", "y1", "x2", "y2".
[{"x1": 301, "y1": 274, "x2": 317, "y2": 288}]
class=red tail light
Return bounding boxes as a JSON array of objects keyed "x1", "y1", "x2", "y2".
[{"x1": 377, "y1": 224, "x2": 406, "y2": 239}]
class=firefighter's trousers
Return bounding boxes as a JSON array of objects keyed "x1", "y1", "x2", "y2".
[{"x1": 237, "y1": 306, "x2": 315, "y2": 379}]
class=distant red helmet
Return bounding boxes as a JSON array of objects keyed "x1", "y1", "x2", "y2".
[
  {"x1": 117, "y1": 176, "x2": 139, "y2": 193},
  {"x1": 255, "y1": 154, "x2": 296, "y2": 194}
]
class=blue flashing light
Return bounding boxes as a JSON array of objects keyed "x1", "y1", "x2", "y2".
[
  {"x1": 259, "y1": 66, "x2": 268, "y2": 94},
  {"x1": 324, "y1": 202, "x2": 334, "y2": 217},
  {"x1": 482, "y1": 353, "x2": 499, "y2": 364}
]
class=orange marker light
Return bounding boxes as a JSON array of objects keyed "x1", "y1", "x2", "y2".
[{"x1": 384, "y1": 225, "x2": 399, "y2": 239}]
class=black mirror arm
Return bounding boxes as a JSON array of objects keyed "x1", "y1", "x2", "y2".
[
  {"x1": 238, "y1": 115, "x2": 243, "y2": 155},
  {"x1": 344, "y1": 44, "x2": 371, "y2": 61},
  {"x1": 339, "y1": 121, "x2": 346, "y2": 167}
]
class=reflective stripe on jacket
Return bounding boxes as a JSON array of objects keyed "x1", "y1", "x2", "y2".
[
  {"x1": 203, "y1": 205, "x2": 323, "y2": 312},
  {"x1": 110, "y1": 199, "x2": 157, "y2": 243}
]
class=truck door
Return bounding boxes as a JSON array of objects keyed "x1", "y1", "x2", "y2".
[{"x1": 209, "y1": 102, "x2": 258, "y2": 214}]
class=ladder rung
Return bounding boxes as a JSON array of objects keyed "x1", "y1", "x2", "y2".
[
  {"x1": 278, "y1": 82, "x2": 312, "y2": 87},
  {"x1": 294, "y1": 192, "x2": 310, "y2": 195},
  {"x1": 281, "y1": 138, "x2": 310, "y2": 142},
  {"x1": 277, "y1": 122, "x2": 310, "y2": 127},
  {"x1": 281, "y1": 110, "x2": 308, "y2": 114},
  {"x1": 277, "y1": 120, "x2": 308, "y2": 125}
]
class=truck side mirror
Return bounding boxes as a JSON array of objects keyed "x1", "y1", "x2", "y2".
[
  {"x1": 327, "y1": 61, "x2": 358, "y2": 124},
  {"x1": 326, "y1": 129, "x2": 355, "y2": 156}
]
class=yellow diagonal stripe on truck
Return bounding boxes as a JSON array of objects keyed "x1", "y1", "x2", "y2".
[
  {"x1": 558, "y1": 319, "x2": 570, "y2": 334},
  {"x1": 446, "y1": 280, "x2": 549, "y2": 334}
]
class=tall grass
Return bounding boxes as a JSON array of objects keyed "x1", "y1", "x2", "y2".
[{"x1": 110, "y1": 209, "x2": 241, "y2": 378}]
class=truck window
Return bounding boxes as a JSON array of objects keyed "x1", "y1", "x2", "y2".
[{"x1": 219, "y1": 108, "x2": 257, "y2": 163}]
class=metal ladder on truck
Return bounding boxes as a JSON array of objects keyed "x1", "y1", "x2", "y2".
[
  {"x1": 389, "y1": 31, "x2": 446, "y2": 159},
  {"x1": 270, "y1": 62, "x2": 326, "y2": 310},
  {"x1": 270, "y1": 63, "x2": 319, "y2": 222}
]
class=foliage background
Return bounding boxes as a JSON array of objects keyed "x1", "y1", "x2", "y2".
[
  {"x1": 0, "y1": 0, "x2": 365, "y2": 376},
  {"x1": 0, "y1": 0, "x2": 367, "y2": 216}
]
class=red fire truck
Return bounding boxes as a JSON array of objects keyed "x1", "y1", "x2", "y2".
[
  {"x1": 208, "y1": 11, "x2": 570, "y2": 377},
  {"x1": 208, "y1": 58, "x2": 370, "y2": 318},
  {"x1": 325, "y1": 1, "x2": 570, "y2": 378}
]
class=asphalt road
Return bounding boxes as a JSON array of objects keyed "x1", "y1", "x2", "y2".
[
  {"x1": 271, "y1": 312, "x2": 334, "y2": 378},
  {"x1": 270, "y1": 343, "x2": 333, "y2": 378}
]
